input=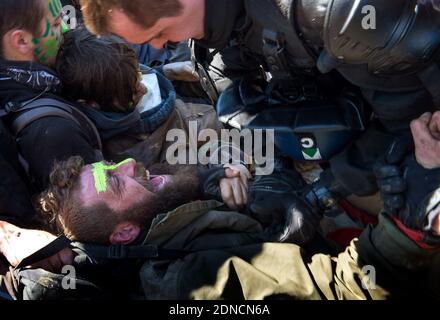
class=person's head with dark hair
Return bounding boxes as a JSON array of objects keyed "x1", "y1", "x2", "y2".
[
  {"x1": 80, "y1": 0, "x2": 204, "y2": 49},
  {"x1": 38, "y1": 156, "x2": 200, "y2": 244},
  {"x1": 0, "y1": 0, "x2": 66, "y2": 65},
  {"x1": 55, "y1": 27, "x2": 146, "y2": 113}
]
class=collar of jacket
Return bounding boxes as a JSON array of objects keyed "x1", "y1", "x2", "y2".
[
  {"x1": 143, "y1": 200, "x2": 225, "y2": 244},
  {"x1": 142, "y1": 199, "x2": 264, "y2": 250},
  {"x1": 196, "y1": 0, "x2": 246, "y2": 49},
  {"x1": 0, "y1": 59, "x2": 62, "y2": 95},
  {"x1": 79, "y1": 67, "x2": 177, "y2": 141}
]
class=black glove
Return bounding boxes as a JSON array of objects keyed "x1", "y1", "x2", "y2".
[
  {"x1": 398, "y1": 156, "x2": 440, "y2": 243},
  {"x1": 374, "y1": 136, "x2": 414, "y2": 215},
  {"x1": 377, "y1": 149, "x2": 440, "y2": 245},
  {"x1": 265, "y1": 197, "x2": 323, "y2": 246},
  {"x1": 198, "y1": 167, "x2": 226, "y2": 201},
  {"x1": 249, "y1": 168, "x2": 322, "y2": 245},
  {"x1": 249, "y1": 168, "x2": 306, "y2": 226}
]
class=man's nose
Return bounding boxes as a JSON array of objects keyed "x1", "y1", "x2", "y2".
[{"x1": 113, "y1": 159, "x2": 136, "y2": 177}]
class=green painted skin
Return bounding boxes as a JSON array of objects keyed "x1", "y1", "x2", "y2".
[
  {"x1": 32, "y1": 0, "x2": 65, "y2": 63},
  {"x1": 92, "y1": 159, "x2": 135, "y2": 194}
]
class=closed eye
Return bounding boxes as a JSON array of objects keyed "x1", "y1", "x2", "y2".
[{"x1": 107, "y1": 172, "x2": 124, "y2": 197}]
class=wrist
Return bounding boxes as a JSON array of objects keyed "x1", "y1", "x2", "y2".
[
  {"x1": 304, "y1": 181, "x2": 339, "y2": 212},
  {"x1": 319, "y1": 170, "x2": 351, "y2": 199}
]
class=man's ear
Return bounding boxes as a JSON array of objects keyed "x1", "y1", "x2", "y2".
[
  {"x1": 109, "y1": 222, "x2": 141, "y2": 245},
  {"x1": 2, "y1": 29, "x2": 35, "y2": 60}
]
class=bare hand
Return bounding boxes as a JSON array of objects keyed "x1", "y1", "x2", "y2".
[
  {"x1": 219, "y1": 164, "x2": 252, "y2": 210},
  {"x1": 0, "y1": 222, "x2": 73, "y2": 272},
  {"x1": 411, "y1": 112, "x2": 440, "y2": 169},
  {"x1": 162, "y1": 61, "x2": 200, "y2": 82}
]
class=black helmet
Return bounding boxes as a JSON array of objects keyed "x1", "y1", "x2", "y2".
[{"x1": 217, "y1": 80, "x2": 366, "y2": 161}]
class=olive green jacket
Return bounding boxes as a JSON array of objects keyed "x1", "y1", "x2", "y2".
[{"x1": 140, "y1": 200, "x2": 440, "y2": 300}]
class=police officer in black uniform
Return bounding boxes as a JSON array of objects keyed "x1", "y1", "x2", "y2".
[
  {"x1": 189, "y1": 0, "x2": 440, "y2": 243},
  {"x1": 81, "y1": 0, "x2": 440, "y2": 244}
]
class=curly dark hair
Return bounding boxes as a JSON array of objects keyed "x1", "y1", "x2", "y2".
[
  {"x1": 38, "y1": 156, "x2": 151, "y2": 244},
  {"x1": 38, "y1": 156, "x2": 85, "y2": 235}
]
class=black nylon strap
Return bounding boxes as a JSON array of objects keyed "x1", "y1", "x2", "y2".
[
  {"x1": 72, "y1": 243, "x2": 191, "y2": 260},
  {"x1": 14, "y1": 236, "x2": 191, "y2": 272},
  {"x1": 4, "y1": 98, "x2": 102, "y2": 151},
  {"x1": 12, "y1": 107, "x2": 80, "y2": 136},
  {"x1": 15, "y1": 236, "x2": 72, "y2": 270}
]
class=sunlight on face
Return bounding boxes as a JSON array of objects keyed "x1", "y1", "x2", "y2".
[{"x1": 32, "y1": 0, "x2": 68, "y2": 65}]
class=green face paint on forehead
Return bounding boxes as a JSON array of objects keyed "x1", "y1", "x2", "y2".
[{"x1": 92, "y1": 159, "x2": 135, "y2": 194}]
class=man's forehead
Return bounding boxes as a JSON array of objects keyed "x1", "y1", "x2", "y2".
[
  {"x1": 90, "y1": 158, "x2": 134, "y2": 169},
  {"x1": 107, "y1": 8, "x2": 158, "y2": 43}
]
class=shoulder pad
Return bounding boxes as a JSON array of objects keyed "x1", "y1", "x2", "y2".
[{"x1": 323, "y1": 0, "x2": 440, "y2": 74}]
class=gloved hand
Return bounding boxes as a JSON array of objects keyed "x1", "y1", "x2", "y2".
[
  {"x1": 265, "y1": 196, "x2": 323, "y2": 246},
  {"x1": 248, "y1": 168, "x2": 306, "y2": 226},
  {"x1": 248, "y1": 168, "x2": 323, "y2": 245},
  {"x1": 396, "y1": 156, "x2": 440, "y2": 239},
  {"x1": 376, "y1": 152, "x2": 440, "y2": 244},
  {"x1": 374, "y1": 136, "x2": 414, "y2": 215}
]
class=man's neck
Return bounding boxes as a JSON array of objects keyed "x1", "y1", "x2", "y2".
[{"x1": 2, "y1": 46, "x2": 34, "y2": 63}]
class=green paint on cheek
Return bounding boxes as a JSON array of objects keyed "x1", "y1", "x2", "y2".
[
  {"x1": 48, "y1": 0, "x2": 62, "y2": 18},
  {"x1": 91, "y1": 159, "x2": 135, "y2": 194},
  {"x1": 49, "y1": 3, "x2": 56, "y2": 17},
  {"x1": 43, "y1": 38, "x2": 58, "y2": 58},
  {"x1": 42, "y1": 20, "x2": 51, "y2": 37}
]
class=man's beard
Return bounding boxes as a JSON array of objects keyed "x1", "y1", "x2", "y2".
[{"x1": 134, "y1": 163, "x2": 201, "y2": 215}]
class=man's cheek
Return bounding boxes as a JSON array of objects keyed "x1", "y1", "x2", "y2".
[{"x1": 33, "y1": 33, "x2": 61, "y2": 63}]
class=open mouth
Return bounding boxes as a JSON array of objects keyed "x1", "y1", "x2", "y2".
[{"x1": 148, "y1": 175, "x2": 171, "y2": 192}]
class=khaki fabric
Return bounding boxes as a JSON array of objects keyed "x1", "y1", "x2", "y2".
[
  {"x1": 103, "y1": 99, "x2": 223, "y2": 167},
  {"x1": 139, "y1": 201, "x2": 440, "y2": 300}
]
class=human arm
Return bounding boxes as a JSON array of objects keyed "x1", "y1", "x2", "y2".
[
  {"x1": 0, "y1": 221, "x2": 73, "y2": 271},
  {"x1": 198, "y1": 164, "x2": 252, "y2": 211},
  {"x1": 375, "y1": 112, "x2": 440, "y2": 244}
]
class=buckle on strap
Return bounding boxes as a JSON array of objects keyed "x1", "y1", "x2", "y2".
[
  {"x1": 4, "y1": 102, "x2": 21, "y2": 114},
  {"x1": 262, "y1": 29, "x2": 291, "y2": 79},
  {"x1": 107, "y1": 245, "x2": 128, "y2": 259},
  {"x1": 107, "y1": 244, "x2": 160, "y2": 259}
]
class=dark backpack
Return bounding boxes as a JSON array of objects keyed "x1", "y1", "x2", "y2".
[{"x1": 0, "y1": 97, "x2": 102, "y2": 152}]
